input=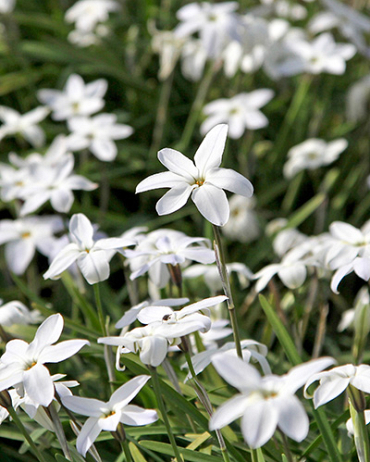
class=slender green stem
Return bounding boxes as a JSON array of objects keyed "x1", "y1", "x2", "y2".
[
  {"x1": 212, "y1": 224, "x2": 243, "y2": 358},
  {"x1": 121, "y1": 439, "x2": 133, "y2": 462},
  {"x1": 348, "y1": 387, "x2": 370, "y2": 462},
  {"x1": 7, "y1": 405, "x2": 48, "y2": 462},
  {"x1": 279, "y1": 430, "x2": 294, "y2": 462},
  {"x1": 175, "y1": 59, "x2": 221, "y2": 153},
  {"x1": 183, "y1": 348, "x2": 230, "y2": 462},
  {"x1": 112, "y1": 423, "x2": 133, "y2": 462},
  {"x1": 93, "y1": 283, "x2": 116, "y2": 391},
  {"x1": 149, "y1": 366, "x2": 183, "y2": 462},
  {"x1": 46, "y1": 402, "x2": 72, "y2": 461}
]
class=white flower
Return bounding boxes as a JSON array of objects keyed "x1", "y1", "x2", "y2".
[
  {"x1": 0, "y1": 300, "x2": 42, "y2": 326},
  {"x1": 115, "y1": 298, "x2": 189, "y2": 330},
  {"x1": 283, "y1": 138, "x2": 348, "y2": 178},
  {"x1": 65, "y1": 0, "x2": 120, "y2": 32},
  {"x1": 184, "y1": 339, "x2": 271, "y2": 381},
  {"x1": 99, "y1": 296, "x2": 226, "y2": 367},
  {"x1": 308, "y1": 0, "x2": 370, "y2": 55},
  {"x1": 66, "y1": 113, "x2": 133, "y2": 161},
  {"x1": 180, "y1": 38, "x2": 208, "y2": 82},
  {"x1": 0, "y1": 314, "x2": 89, "y2": 407},
  {"x1": 0, "y1": 106, "x2": 49, "y2": 147},
  {"x1": 346, "y1": 410, "x2": 370, "y2": 436},
  {"x1": 136, "y1": 124, "x2": 253, "y2": 226},
  {"x1": 18, "y1": 153, "x2": 98, "y2": 216},
  {"x1": 201, "y1": 91, "x2": 274, "y2": 139},
  {"x1": 222, "y1": 195, "x2": 260, "y2": 243},
  {"x1": 304, "y1": 364, "x2": 370, "y2": 408},
  {"x1": 290, "y1": 33, "x2": 356, "y2": 75},
  {"x1": 210, "y1": 355, "x2": 334, "y2": 448},
  {"x1": 0, "y1": 215, "x2": 64, "y2": 275},
  {"x1": 124, "y1": 228, "x2": 215, "y2": 287},
  {"x1": 62, "y1": 375, "x2": 157, "y2": 457},
  {"x1": 254, "y1": 244, "x2": 312, "y2": 292},
  {"x1": 174, "y1": 2, "x2": 240, "y2": 58},
  {"x1": 0, "y1": 0, "x2": 15, "y2": 14},
  {"x1": 38, "y1": 74, "x2": 107, "y2": 121},
  {"x1": 43, "y1": 213, "x2": 135, "y2": 285},
  {"x1": 150, "y1": 25, "x2": 184, "y2": 81}
]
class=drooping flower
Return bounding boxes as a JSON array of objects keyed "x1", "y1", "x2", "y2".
[
  {"x1": 0, "y1": 300, "x2": 42, "y2": 327},
  {"x1": 62, "y1": 375, "x2": 157, "y2": 457},
  {"x1": 65, "y1": 0, "x2": 120, "y2": 32},
  {"x1": 304, "y1": 364, "x2": 370, "y2": 408},
  {"x1": 136, "y1": 124, "x2": 253, "y2": 226},
  {"x1": 210, "y1": 355, "x2": 334, "y2": 448},
  {"x1": 0, "y1": 314, "x2": 89, "y2": 407}
]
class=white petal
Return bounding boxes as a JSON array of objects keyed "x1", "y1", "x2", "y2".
[
  {"x1": 33, "y1": 313, "x2": 64, "y2": 350},
  {"x1": 50, "y1": 189, "x2": 74, "y2": 213},
  {"x1": 20, "y1": 191, "x2": 51, "y2": 216},
  {"x1": 43, "y1": 244, "x2": 81, "y2": 280},
  {"x1": 77, "y1": 251, "x2": 110, "y2": 284},
  {"x1": 39, "y1": 339, "x2": 89, "y2": 363},
  {"x1": 156, "y1": 184, "x2": 193, "y2": 215},
  {"x1": 139, "y1": 336, "x2": 168, "y2": 367},
  {"x1": 210, "y1": 394, "x2": 249, "y2": 429},
  {"x1": 192, "y1": 184, "x2": 229, "y2": 226},
  {"x1": 90, "y1": 139, "x2": 117, "y2": 161},
  {"x1": 275, "y1": 395, "x2": 309, "y2": 442},
  {"x1": 313, "y1": 377, "x2": 350, "y2": 408},
  {"x1": 120, "y1": 405, "x2": 158, "y2": 426},
  {"x1": 62, "y1": 396, "x2": 105, "y2": 417},
  {"x1": 5, "y1": 239, "x2": 35, "y2": 275},
  {"x1": 278, "y1": 263, "x2": 307, "y2": 289},
  {"x1": 110, "y1": 375, "x2": 150, "y2": 408},
  {"x1": 194, "y1": 124, "x2": 228, "y2": 176},
  {"x1": 207, "y1": 168, "x2": 253, "y2": 197},
  {"x1": 158, "y1": 148, "x2": 198, "y2": 181},
  {"x1": 212, "y1": 354, "x2": 261, "y2": 393},
  {"x1": 23, "y1": 364, "x2": 54, "y2": 407},
  {"x1": 136, "y1": 172, "x2": 186, "y2": 193},
  {"x1": 76, "y1": 417, "x2": 103, "y2": 457},
  {"x1": 69, "y1": 213, "x2": 94, "y2": 249},
  {"x1": 241, "y1": 399, "x2": 278, "y2": 448}
]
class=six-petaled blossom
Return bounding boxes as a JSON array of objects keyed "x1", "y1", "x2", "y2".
[
  {"x1": 44, "y1": 213, "x2": 135, "y2": 284},
  {"x1": 0, "y1": 314, "x2": 89, "y2": 407},
  {"x1": 136, "y1": 124, "x2": 253, "y2": 226},
  {"x1": 62, "y1": 375, "x2": 157, "y2": 457},
  {"x1": 210, "y1": 354, "x2": 335, "y2": 448}
]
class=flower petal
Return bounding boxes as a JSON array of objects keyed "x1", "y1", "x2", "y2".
[
  {"x1": 241, "y1": 399, "x2": 278, "y2": 448},
  {"x1": 207, "y1": 168, "x2": 253, "y2": 197},
  {"x1": 120, "y1": 405, "x2": 158, "y2": 426},
  {"x1": 158, "y1": 148, "x2": 198, "y2": 181},
  {"x1": 23, "y1": 363, "x2": 54, "y2": 406},
  {"x1": 192, "y1": 184, "x2": 229, "y2": 226},
  {"x1": 77, "y1": 250, "x2": 110, "y2": 284},
  {"x1": 194, "y1": 124, "x2": 228, "y2": 176},
  {"x1": 156, "y1": 184, "x2": 193, "y2": 216},
  {"x1": 76, "y1": 417, "x2": 103, "y2": 457},
  {"x1": 110, "y1": 375, "x2": 151, "y2": 408}
]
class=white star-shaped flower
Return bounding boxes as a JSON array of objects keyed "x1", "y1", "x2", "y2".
[
  {"x1": 136, "y1": 124, "x2": 253, "y2": 226},
  {"x1": 62, "y1": 375, "x2": 157, "y2": 457},
  {"x1": 0, "y1": 314, "x2": 89, "y2": 407},
  {"x1": 43, "y1": 213, "x2": 135, "y2": 284}
]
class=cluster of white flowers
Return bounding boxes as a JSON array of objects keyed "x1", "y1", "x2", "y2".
[{"x1": 64, "y1": 0, "x2": 120, "y2": 47}]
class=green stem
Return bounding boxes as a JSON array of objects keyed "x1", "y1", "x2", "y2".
[
  {"x1": 93, "y1": 283, "x2": 116, "y2": 391},
  {"x1": 7, "y1": 405, "x2": 48, "y2": 462},
  {"x1": 183, "y1": 349, "x2": 230, "y2": 462},
  {"x1": 46, "y1": 402, "x2": 72, "y2": 461},
  {"x1": 212, "y1": 224, "x2": 243, "y2": 358},
  {"x1": 149, "y1": 366, "x2": 183, "y2": 462},
  {"x1": 348, "y1": 387, "x2": 370, "y2": 462},
  {"x1": 175, "y1": 59, "x2": 221, "y2": 153}
]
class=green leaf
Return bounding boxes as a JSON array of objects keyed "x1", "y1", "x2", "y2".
[
  {"x1": 129, "y1": 443, "x2": 148, "y2": 462},
  {"x1": 258, "y1": 295, "x2": 301, "y2": 366},
  {"x1": 286, "y1": 193, "x2": 326, "y2": 229},
  {"x1": 139, "y1": 441, "x2": 223, "y2": 462}
]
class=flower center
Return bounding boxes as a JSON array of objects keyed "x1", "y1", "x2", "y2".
[
  {"x1": 104, "y1": 410, "x2": 116, "y2": 418},
  {"x1": 195, "y1": 179, "x2": 205, "y2": 186},
  {"x1": 26, "y1": 361, "x2": 37, "y2": 370},
  {"x1": 21, "y1": 232, "x2": 31, "y2": 239}
]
